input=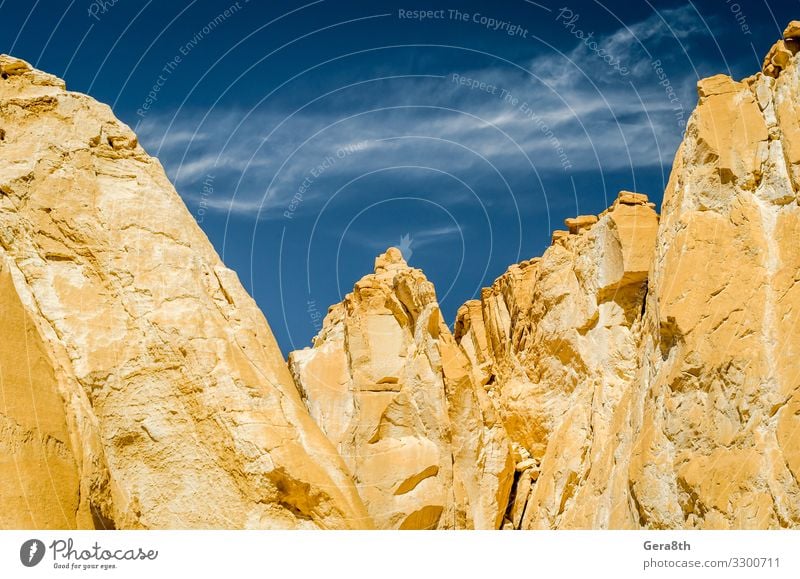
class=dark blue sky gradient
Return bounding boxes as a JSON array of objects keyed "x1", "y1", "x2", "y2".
[{"x1": 2, "y1": 0, "x2": 797, "y2": 354}]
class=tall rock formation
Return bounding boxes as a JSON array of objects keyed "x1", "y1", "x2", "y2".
[
  {"x1": 453, "y1": 22, "x2": 800, "y2": 529},
  {"x1": 289, "y1": 248, "x2": 514, "y2": 529},
  {"x1": 627, "y1": 24, "x2": 800, "y2": 529},
  {"x1": 4, "y1": 20, "x2": 800, "y2": 531},
  {"x1": 455, "y1": 191, "x2": 659, "y2": 528},
  {"x1": 0, "y1": 55, "x2": 370, "y2": 529}
]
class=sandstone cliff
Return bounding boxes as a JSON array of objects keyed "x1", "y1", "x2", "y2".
[
  {"x1": 627, "y1": 27, "x2": 800, "y2": 529},
  {"x1": 454, "y1": 191, "x2": 659, "y2": 528},
  {"x1": 449, "y1": 22, "x2": 800, "y2": 529},
  {"x1": 4, "y1": 21, "x2": 800, "y2": 531},
  {"x1": 0, "y1": 55, "x2": 370, "y2": 529},
  {"x1": 300, "y1": 21, "x2": 800, "y2": 530},
  {"x1": 289, "y1": 248, "x2": 514, "y2": 529}
]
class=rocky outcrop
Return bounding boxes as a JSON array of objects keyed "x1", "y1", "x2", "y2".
[
  {"x1": 289, "y1": 248, "x2": 514, "y2": 529},
  {"x1": 455, "y1": 191, "x2": 659, "y2": 528},
  {"x1": 762, "y1": 21, "x2": 800, "y2": 79},
  {"x1": 0, "y1": 55, "x2": 370, "y2": 529},
  {"x1": 454, "y1": 26, "x2": 800, "y2": 529},
  {"x1": 5, "y1": 21, "x2": 800, "y2": 531},
  {"x1": 628, "y1": 38, "x2": 800, "y2": 529}
]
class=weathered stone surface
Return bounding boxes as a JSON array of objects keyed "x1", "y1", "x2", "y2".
[
  {"x1": 0, "y1": 255, "x2": 110, "y2": 529},
  {"x1": 616, "y1": 191, "x2": 649, "y2": 205},
  {"x1": 289, "y1": 248, "x2": 514, "y2": 529},
  {"x1": 763, "y1": 39, "x2": 799, "y2": 78},
  {"x1": 564, "y1": 215, "x2": 598, "y2": 234},
  {"x1": 6, "y1": 22, "x2": 800, "y2": 531},
  {"x1": 454, "y1": 191, "x2": 658, "y2": 528},
  {"x1": 452, "y1": 28, "x2": 800, "y2": 529},
  {"x1": 695, "y1": 73, "x2": 769, "y2": 189},
  {"x1": 697, "y1": 74, "x2": 739, "y2": 97},
  {"x1": 0, "y1": 55, "x2": 370, "y2": 530},
  {"x1": 627, "y1": 44, "x2": 800, "y2": 530}
]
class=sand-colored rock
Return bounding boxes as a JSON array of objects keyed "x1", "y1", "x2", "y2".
[
  {"x1": 0, "y1": 254, "x2": 113, "y2": 529},
  {"x1": 452, "y1": 28, "x2": 800, "y2": 529},
  {"x1": 454, "y1": 191, "x2": 658, "y2": 528},
  {"x1": 0, "y1": 55, "x2": 370, "y2": 529},
  {"x1": 627, "y1": 44, "x2": 800, "y2": 529},
  {"x1": 564, "y1": 215, "x2": 598, "y2": 234},
  {"x1": 289, "y1": 248, "x2": 514, "y2": 529},
  {"x1": 6, "y1": 22, "x2": 800, "y2": 532},
  {"x1": 763, "y1": 38, "x2": 799, "y2": 78},
  {"x1": 616, "y1": 191, "x2": 649, "y2": 205},
  {"x1": 694, "y1": 73, "x2": 768, "y2": 188}
]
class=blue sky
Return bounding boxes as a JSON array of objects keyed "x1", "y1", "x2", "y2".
[{"x1": 2, "y1": 0, "x2": 796, "y2": 354}]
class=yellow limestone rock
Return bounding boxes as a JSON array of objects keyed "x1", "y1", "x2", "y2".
[
  {"x1": 0, "y1": 255, "x2": 112, "y2": 529},
  {"x1": 564, "y1": 215, "x2": 598, "y2": 234},
  {"x1": 616, "y1": 190, "x2": 649, "y2": 205},
  {"x1": 454, "y1": 192, "x2": 659, "y2": 528},
  {"x1": 628, "y1": 39, "x2": 800, "y2": 529},
  {"x1": 454, "y1": 26, "x2": 800, "y2": 529},
  {"x1": 289, "y1": 248, "x2": 514, "y2": 529},
  {"x1": 550, "y1": 230, "x2": 569, "y2": 244},
  {"x1": 0, "y1": 55, "x2": 370, "y2": 529},
  {"x1": 785, "y1": 20, "x2": 800, "y2": 39},
  {"x1": 6, "y1": 23, "x2": 800, "y2": 532},
  {"x1": 695, "y1": 73, "x2": 769, "y2": 188}
]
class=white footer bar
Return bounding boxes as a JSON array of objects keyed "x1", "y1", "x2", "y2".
[{"x1": 1, "y1": 530, "x2": 798, "y2": 578}]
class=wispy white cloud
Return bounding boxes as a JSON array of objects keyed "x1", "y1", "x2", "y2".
[
  {"x1": 346, "y1": 224, "x2": 464, "y2": 252},
  {"x1": 135, "y1": 3, "x2": 717, "y2": 221}
]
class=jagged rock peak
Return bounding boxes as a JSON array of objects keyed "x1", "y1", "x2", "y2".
[
  {"x1": 763, "y1": 21, "x2": 800, "y2": 78},
  {"x1": 453, "y1": 24, "x2": 800, "y2": 529},
  {"x1": 374, "y1": 246, "x2": 408, "y2": 273},
  {"x1": 290, "y1": 250, "x2": 514, "y2": 529},
  {"x1": 550, "y1": 191, "x2": 658, "y2": 244},
  {"x1": 5, "y1": 19, "x2": 800, "y2": 532},
  {"x1": 0, "y1": 54, "x2": 64, "y2": 88}
]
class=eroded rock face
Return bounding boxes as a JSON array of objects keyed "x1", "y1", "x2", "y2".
[
  {"x1": 5, "y1": 22, "x2": 800, "y2": 531},
  {"x1": 454, "y1": 30, "x2": 800, "y2": 529},
  {"x1": 289, "y1": 248, "x2": 514, "y2": 529},
  {"x1": 628, "y1": 46, "x2": 800, "y2": 530},
  {"x1": 455, "y1": 191, "x2": 659, "y2": 528},
  {"x1": 0, "y1": 55, "x2": 370, "y2": 530},
  {"x1": 0, "y1": 254, "x2": 109, "y2": 529}
]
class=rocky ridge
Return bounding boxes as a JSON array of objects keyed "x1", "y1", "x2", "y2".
[
  {"x1": 3, "y1": 21, "x2": 800, "y2": 529},
  {"x1": 289, "y1": 248, "x2": 514, "y2": 529},
  {"x1": 454, "y1": 190, "x2": 659, "y2": 528},
  {"x1": 446, "y1": 21, "x2": 800, "y2": 529}
]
